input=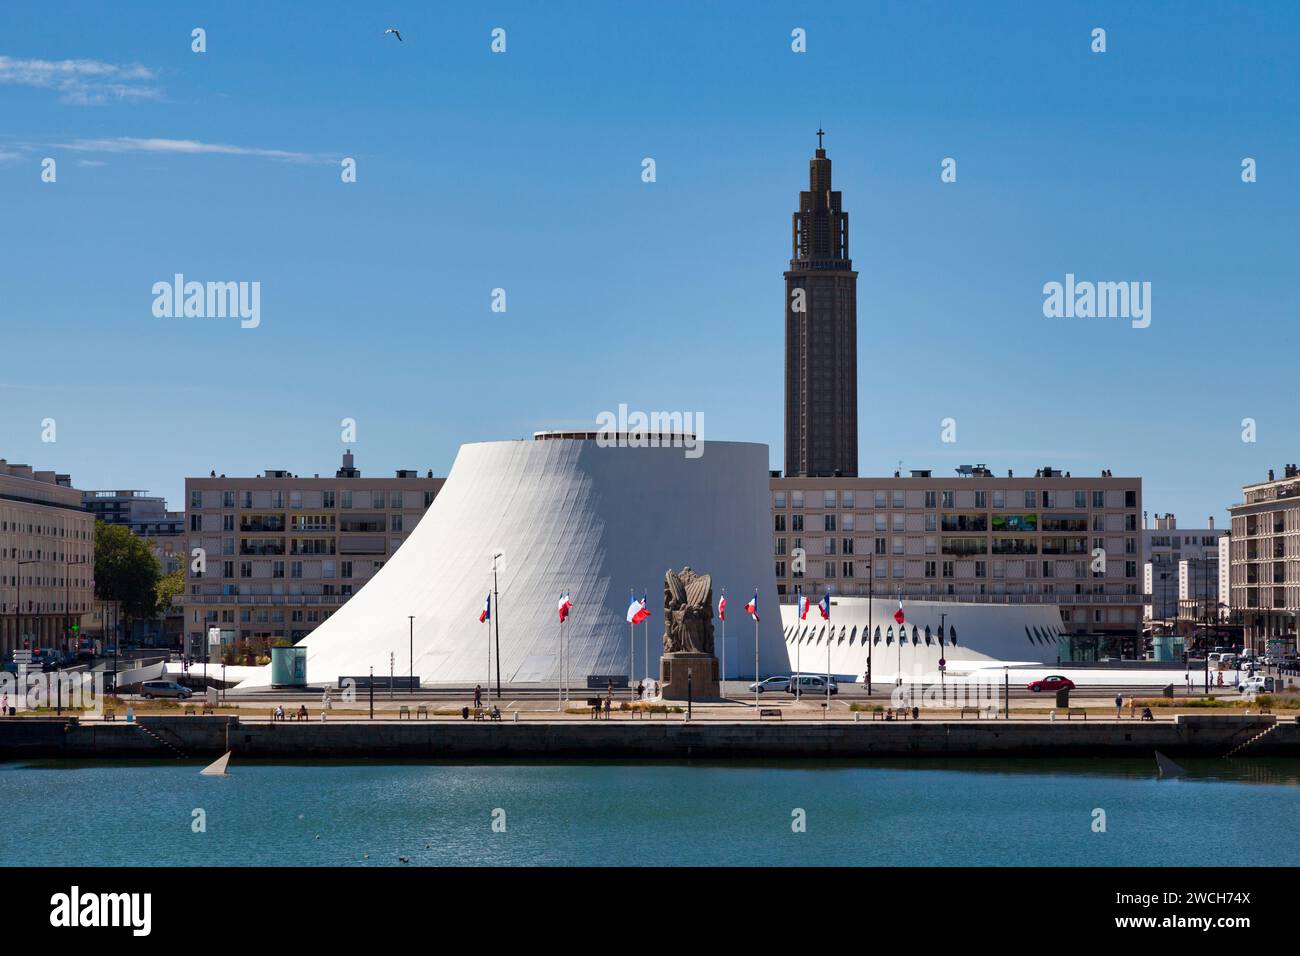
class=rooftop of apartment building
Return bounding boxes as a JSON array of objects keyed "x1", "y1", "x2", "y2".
[
  {"x1": 185, "y1": 451, "x2": 442, "y2": 488},
  {"x1": 1234, "y1": 463, "x2": 1300, "y2": 508},
  {"x1": 0, "y1": 459, "x2": 85, "y2": 509},
  {"x1": 771, "y1": 463, "x2": 1137, "y2": 485}
]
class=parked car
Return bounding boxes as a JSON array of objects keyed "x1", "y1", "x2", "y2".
[
  {"x1": 1028, "y1": 675, "x2": 1076, "y2": 692},
  {"x1": 788, "y1": 674, "x2": 838, "y2": 695},
  {"x1": 748, "y1": 676, "x2": 791, "y2": 694},
  {"x1": 139, "y1": 680, "x2": 193, "y2": 700}
]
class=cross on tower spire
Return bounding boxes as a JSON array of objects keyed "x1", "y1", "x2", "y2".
[{"x1": 816, "y1": 127, "x2": 825, "y2": 149}]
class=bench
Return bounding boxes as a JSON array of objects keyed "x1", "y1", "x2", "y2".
[
  {"x1": 1067, "y1": 708, "x2": 1087, "y2": 720},
  {"x1": 103, "y1": 709, "x2": 116, "y2": 721},
  {"x1": 202, "y1": 703, "x2": 214, "y2": 715},
  {"x1": 183, "y1": 705, "x2": 196, "y2": 716},
  {"x1": 959, "y1": 706, "x2": 981, "y2": 719},
  {"x1": 399, "y1": 705, "x2": 411, "y2": 719},
  {"x1": 759, "y1": 708, "x2": 782, "y2": 720},
  {"x1": 416, "y1": 705, "x2": 429, "y2": 719}
]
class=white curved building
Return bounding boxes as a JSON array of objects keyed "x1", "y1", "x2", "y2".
[
  {"x1": 237, "y1": 437, "x2": 786, "y2": 688},
  {"x1": 779, "y1": 596, "x2": 1066, "y2": 682}
]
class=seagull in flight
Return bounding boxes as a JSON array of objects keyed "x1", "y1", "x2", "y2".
[{"x1": 384, "y1": 27, "x2": 403, "y2": 42}]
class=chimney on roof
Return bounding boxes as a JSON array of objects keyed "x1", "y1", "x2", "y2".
[
  {"x1": 1208, "y1": 516, "x2": 1215, "y2": 530},
  {"x1": 1269, "y1": 468, "x2": 1275, "y2": 481}
]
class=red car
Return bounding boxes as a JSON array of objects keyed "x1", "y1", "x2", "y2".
[{"x1": 1028, "y1": 675, "x2": 1075, "y2": 692}]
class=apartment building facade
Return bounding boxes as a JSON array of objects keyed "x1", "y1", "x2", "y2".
[
  {"x1": 1227, "y1": 464, "x2": 1300, "y2": 653},
  {"x1": 771, "y1": 464, "x2": 1145, "y2": 658},
  {"x1": 82, "y1": 489, "x2": 184, "y2": 574},
  {"x1": 1142, "y1": 513, "x2": 1225, "y2": 621},
  {"x1": 0, "y1": 460, "x2": 96, "y2": 656},
  {"x1": 180, "y1": 452, "x2": 442, "y2": 656}
]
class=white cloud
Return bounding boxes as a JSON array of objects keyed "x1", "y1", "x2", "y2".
[
  {"x1": 0, "y1": 54, "x2": 161, "y2": 105},
  {"x1": 54, "y1": 136, "x2": 333, "y2": 164}
]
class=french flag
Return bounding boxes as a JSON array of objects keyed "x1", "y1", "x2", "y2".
[
  {"x1": 819, "y1": 591, "x2": 831, "y2": 621},
  {"x1": 626, "y1": 591, "x2": 650, "y2": 625},
  {"x1": 558, "y1": 592, "x2": 573, "y2": 624},
  {"x1": 744, "y1": 590, "x2": 760, "y2": 622},
  {"x1": 893, "y1": 596, "x2": 906, "y2": 625},
  {"x1": 718, "y1": 592, "x2": 726, "y2": 622},
  {"x1": 797, "y1": 589, "x2": 811, "y2": 620},
  {"x1": 478, "y1": 593, "x2": 490, "y2": 624}
]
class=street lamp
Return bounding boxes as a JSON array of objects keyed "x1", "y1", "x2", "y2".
[
  {"x1": 865, "y1": 555, "x2": 873, "y2": 696},
  {"x1": 939, "y1": 611, "x2": 947, "y2": 704},
  {"x1": 408, "y1": 615, "x2": 415, "y2": 696}
]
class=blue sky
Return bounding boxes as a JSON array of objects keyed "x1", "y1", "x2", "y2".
[{"x1": 1, "y1": 0, "x2": 1297, "y2": 523}]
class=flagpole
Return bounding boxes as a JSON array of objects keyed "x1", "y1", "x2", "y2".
[
  {"x1": 795, "y1": 586, "x2": 802, "y2": 702},
  {"x1": 720, "y1": 588, "x2": 726, "y2": 691},
  {"x1": 753, "y1": 609, "x2": 759, "y2": 712},
  {"x1": 557, "y1": 614, "x2": 563, "y2": 712},
  {"x1": 826, "y1": 591, "x2": 832, "y2": 714}
]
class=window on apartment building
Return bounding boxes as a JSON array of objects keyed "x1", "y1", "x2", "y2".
[
  {"x1": 774, "y1": 491, "x2": 786, "y2": 508},
  {"x1": 843, "y1": 513, "x2": 855, "y2": 532},
  {"x1": 1074, "y1": 491, "x2": 1086, "y2": 508},
  {"x1": 775, "y1": 538, "x2": 787, "y2": 556},
  {"x1": 842, "y1": 561, "x2": 854, "y2": 578},
  {"x1": 222, "y1": 491, "x2": 235, "y2": 508},
  {"x1": 391, "y1": 515, "x2": 404, "y2": 533},
  {"x1": 941, "y1": 491, "x2": 954, "y2": 509},
  {"x1": 823, "y1": 491, "x2": 836, "y2": 508},
  {"x1": 1093, "y1": 491, "x2": 1104, "y2": 508},
  {"x1": 874, "y1": 515, "x2": 886, "y2": 532},
  {"x1": 975, "y1": 491, "x2": 986, "y2": 508},
  {"x1": 222, "y1": 561, "x2": 233, "y2": 579},
  {"x1": 842, "y1": 538, "x2": 854, "y2": 555},
  {"x1": 190, "y1": 514, "x2": 201, "y2": 531},
  {"x1": 993, "y1": 490, "x2": 1005, "y2": 508},
  {"x1": 892, "y1": 538, "x2": 904, "y2": 555},
  {"x1": 874, "y1": 491, "x2": 886, "y2": 508},
  {"x1": 824, "y1": 561, "x2": 837, "y2": 579},
  {"x1": 975, "y1": 561, "x2": 986, "y2": 578},
  {"x1": 323, "y1": 561, "x2": 335, "y2": 579},
  {"x1": 1025, "y1": 491, "x2": 1036, "y2": 508},
  {"x1": 291, "y1": 561, "x2": 302, "y2": 579},
  {"x1": 1092, "y1": 515, "x2": 1104, "y2": 532},
  {"x1": 875, "y1": 538, "x2": 886, "y2": 555},
  {"x1": 222, "y1": 538, "x2": 235, "y2": 556},
  {"x1": 925, "y1": 561, "x2": 936, "y2": 578},
  {"x1": 190, "y1": 490, "x2": 202, "y2": 509},
  {"x1": 792, "y1": 491, "x2": 804, "y2": 509},
  {"x1": 1125, "y1": 514, "x2": 1137, "y2": 531},
  {"x1": 842, "y1": 491, "x2": 854, "y2": 509},
  {"x1": 824, "y1": 514, "x2": 836, "y2": 532},
  {"x1": 892, "y1": 514, "x2": 905, "y2": 533},
  {"x1": 370, "y1": 491, "x2": 384, "y2": 509},
  {"x1": 925, "y1": 514, "x2": 937, "y2": 532},
  {"x1": 290, "y1": 492, "x2": 302, "y2": 509},
  {"x1": 775, "y1": 561, "x2": 786, "y2": 578},
  {"x1": 823, "y1": 538, "x2": 836, "y2": 555},
  {"x1": 1042, "y1": 491, "x2": 1055, "y2": 508},
  {"x1": 1125, "y1": 537, "x2": 1136, "y2": 554},
  {"x1": 240, "y1": 562, "x2": 252, "y2": 578},
  {"x1": 341, "y1": 561, "x2": 353, "y2": 579},
  {"x1": 323, "y1": 491, "x2": 336, "y2": 508},
  {"x1": 342, "y1": 491, "x2": 352, "y2": 509},
  {"x1": 774, "y1": 514, "x2": 786, "y2": 532},
  {"x1": 273, "y1": 561, "x2": 285, "y2": 579},
  {"x1": 792, "y1": 514, "x2": 804, "y2": 532},
  {"x1": 942, "y1": 561, "x2": 954, "y2": 578},
  {"x1": 925, "y1": 490, "x2": 936, "y2": 508},
  {"x1": 222, "y1": 514, "x2": 234, "y2": 531},
  {"x1": 925, "y1": 537, "x2": 937, "y2": 554},
  {"x1": 1125, "y1": 561, "x2": 1137, "y2": 578},
  {"x1": 1125, "y1": 490, "x2": 1137, "y2": 508},
  {"x1": 1042, "y1": 561, "x2": 1054, "y2": 578},
  {"x1": 391, "y1": 491, "x2": 403, "y2": 509}
]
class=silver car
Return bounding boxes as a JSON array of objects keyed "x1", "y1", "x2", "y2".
[
  {"x1": 140, "y1": 680, "x2": 193, "y2": 700},
  {"x1": 748, "y1": 676, "x2": 792, "y2": 694}
]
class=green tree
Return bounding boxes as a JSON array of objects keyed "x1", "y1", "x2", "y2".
[
  {"x1": 154, "y1": 565, "x2": 185, "y2": 617},
  {"x1": 94, "y1": 521, "x2": 161, "y2": 634}
]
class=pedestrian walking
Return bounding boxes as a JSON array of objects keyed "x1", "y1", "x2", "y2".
[
  {"x1": 474, "y1": 684, "x2": 482, "y2": 709},
  {"x1": 1114, "y1": 693, "x2": 1123, "y2": 719}
]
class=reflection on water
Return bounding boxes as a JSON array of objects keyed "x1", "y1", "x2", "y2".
[{"x1": 3, "y1": 757, "x2": 1298, "y2": 867}]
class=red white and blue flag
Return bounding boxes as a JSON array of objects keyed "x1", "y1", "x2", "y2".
[
  {"x1": 797, "y1": 589, "x2": 811, "y2": 620},
  {"x1": 744, "y1": 590, "x2": 760, "y2": 622},
  {"x1": 819, "y1": 591, "x2": 831, "y2": 621},
  {"x1": 626, "y1": 591, "x2": 650, "y2": 625},
  {"x1": 558, "y1": 592, "x2": 573, "y2": 623},
  {"x1": 718, "y1": 592, "x2": 726, "y2": 622},
  {"x1": 478, "y1": 593, "x2": 491, "y2": 624}
]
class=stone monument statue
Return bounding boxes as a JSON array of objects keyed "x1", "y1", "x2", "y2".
[{"x1": 658, "y1": 566, "x2": 720, "y2": 700}]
